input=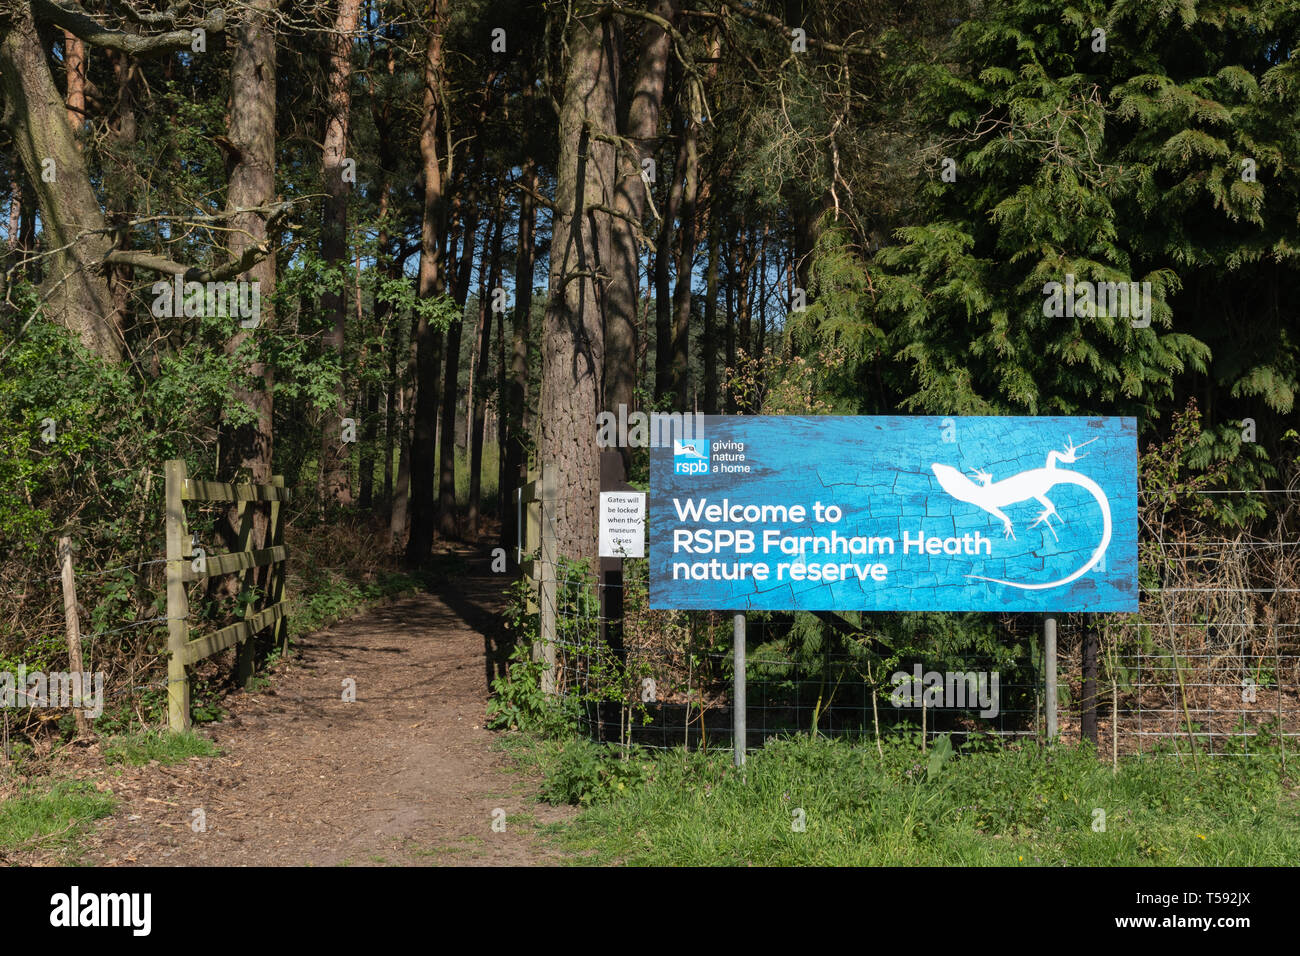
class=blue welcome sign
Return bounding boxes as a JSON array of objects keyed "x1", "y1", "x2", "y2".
[{"x1": 650, "y1": 416, "x2": 1138, "y2": 612}]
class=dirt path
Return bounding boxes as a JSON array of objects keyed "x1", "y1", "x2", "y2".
[{"x1": 73, "y1": 574, "x2": 576, "y2": 866}]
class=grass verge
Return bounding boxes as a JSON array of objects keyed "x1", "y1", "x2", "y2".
[
  {"x1": 0, "y1": 780, "x2": 116, "y2": 860},
  {"x1": 102, "y1": 729, "x2": 220, "y2": 767},
  {"x1": 500, "y1": 729, "x2": 1300, "y2": 866}
]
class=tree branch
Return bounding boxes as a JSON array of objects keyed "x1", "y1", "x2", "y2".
[
  {"x1": 510, "y1": 179, "x2": 558, "y2": 213},
  {"x1": 716, "y1": 0, "x2": 876, "y2": 58},
  {"x1": 104, "y1": 241, "x2": 269, "y2": 283},
  {"x1": 33, "y1": 0, "x2": 225, "y2": 56}
]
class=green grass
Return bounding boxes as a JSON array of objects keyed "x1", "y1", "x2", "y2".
[
  {"x1": 454, "y1": 439, "x2": 500, "y2": 514},
  {"x1": 504, "y1": 731, "x2": 1300, "y2": 866},
  {"x1": 102, "y1": 729, "x2": 220, "y2": 766},
  {"x1": 0, "y1": 780, "x2": 116, "y2": 856},
  {"x1": 288, "y1": 565, "x2": 424, "y2": 638}
]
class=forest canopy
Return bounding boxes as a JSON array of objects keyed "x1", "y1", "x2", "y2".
[{"x1": 2, "y1": 0, "x2": 1296, "y2": 573}]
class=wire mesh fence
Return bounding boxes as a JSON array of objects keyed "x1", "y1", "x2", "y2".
[{"x1": 526, "y1": 487, "x2": 1300, "y2": 760}]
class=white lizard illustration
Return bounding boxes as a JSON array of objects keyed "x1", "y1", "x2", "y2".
[{"x1": 929, "y1": 436, "x2": 1110, "y2": 591}]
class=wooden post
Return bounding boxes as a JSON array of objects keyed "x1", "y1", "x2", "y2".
[
  {"x1": 268, "y1": 476, "x2": 289, "y2": 655},
  {"x1": 599, "y1": 450, "x2": 630, "y2": 665},
  {"x1": 524, "y1": 464, "x2": 540, "y2": 625},
  {"x1": 56, "y1": 537, "x2": 92, "y2": 739},
  {"x1": 1081, "y1": 618, "x2": 1099, "y2": 745},
  {"x1": 165, "y1": 459, "x2": 191, "y2": 732},
  {"x1": 233, "y1": 495, "x2": 257, "y2": 688},
  {"x1": 537, "y1": 462, "x2": 557, "y2": 695}
]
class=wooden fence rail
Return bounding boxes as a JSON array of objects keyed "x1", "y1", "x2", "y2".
[{"x1": 165, "y1": 459, "x2": 290, "y2": 732}]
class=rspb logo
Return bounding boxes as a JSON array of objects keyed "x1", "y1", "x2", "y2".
[{"x1": 674, "y1": 438, "x2": 709, "y2": 475}]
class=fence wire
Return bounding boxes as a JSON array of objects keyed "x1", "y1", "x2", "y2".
[{"x1": 523, "y1": 488, "x2": 1300, "y2": 760}]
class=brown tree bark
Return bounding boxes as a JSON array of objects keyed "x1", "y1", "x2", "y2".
[
  {"x1": 653, "y1": 98, "x2": 685, "y2": 403},
  {"x1": 390, "y1": 314, "x2": 419, "y2": 548},
  {"x1": 437, "y1": 222, "x2": 472, "y2": 538},
  {"x1": 723, "y1": 232, "x2": 736, "y2": 412},
  {"x1": 605, "y1": 0, "x2": 673, "y2": 422},
  {"x1": 702, "y1": 211, "x2": 720, "y2": 414},
  {"x1": 540, "y1": 4, "x2": 619, "y2": 561},
  {"x1": 1, "y1": 2, "x2": 225, "y2": 361},
  {"x1": 502, "y1": 158, "x2": 536, "y2": 554},
  {"x1": 220, "y1": 0, "x2": 277, "y2": 498},
  {"x1": 469, "y1": 205, "x2": 504, "y2": 536},
  {"x1": 106, "y1": 37, "x2": 137, "y2": 363},
  {"x1": 405, "y1": 3, "x2": 449, "y2": 565},
  {"x1": 0, "y1": 5, "x2": 119, "y2": 360},
  {"x1": 318, "y1": 0, "x2": 363, "y2": 507},
  {"x1": 63, "y1": 31, "x2": 85, "y2": 135},
  {"x1": 669, "y1": 89, "x2": 700, "y2": 408}
]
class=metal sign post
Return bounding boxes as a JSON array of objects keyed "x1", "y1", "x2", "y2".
[
  {"x1": 1044, "y1": 614, "x2": 1058, "y2": 740},
  {"x1": 734, "y1": 612, "x2": 746, "y2": 766}
]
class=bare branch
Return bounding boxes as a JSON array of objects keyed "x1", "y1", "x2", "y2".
[
  {"x1": 104, "y1": 240, "x2": 269, "y2": 283},
  {"x1": 33, "y1": 0, "x2": 225, "y2": 56},
  {"x1": 716, "y1": 0, "x2": 876, "y2": 58}
]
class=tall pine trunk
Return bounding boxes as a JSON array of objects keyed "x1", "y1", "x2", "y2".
[
  {"x1": 540, "y1": 5, "x2": 619, "y2": 561},
  {"x1": 503, "y1": 159, "x2": 536, "y2": 554},
  {"x1": 654, "y1": 99, "x2": 686, "y2": 403},
  {"x1": 469, "y1": 207, "x2": 504, "y2": 535},
  {"x1": 702, "y1": 213, "x2": 720, "y2": 413},
  {"x1": 318, "y1": 0, "x2": 363, "y2": 507},
  {"x1": 605, "y1": 0, "x2": 673, "y2": 424},
  {"x1": 669, "y1": 88, "x2": 700, "y2": 408},
  {"x1": 405, "y1": 5, "x2": 449, "y2": 565},
  {"x1": 221, "y1": 0, "x2": 277, "y2": 493}
]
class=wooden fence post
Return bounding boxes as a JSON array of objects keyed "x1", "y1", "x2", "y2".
[
  {"x1": 233, "y1": 495, "x2": 257, "y2": 688},
  {"x1": 538, "y1": 462, "x2": 557, "y2": 695},
  {"x1": 524, "y1": 463, "x2": 540, "y2": 628},
  {"x1": 165, "y1": 459, "x2": 191, "y2": 732},
  {"x1": 56, "y1": 536, "x2": 92, "y2": 738},
  {"x1": 269, "y1": 475, "x2": 289, "y2": 655}
]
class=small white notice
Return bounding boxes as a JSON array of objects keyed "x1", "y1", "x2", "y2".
[{"x1": 599, "y1": 491, "x2": 646, "y2": 558}]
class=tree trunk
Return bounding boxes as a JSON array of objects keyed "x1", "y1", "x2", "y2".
[
  {"x1": 438, "y1": 208, "x2": 480, "y2": 539},
  {"x1": 390, "y1": 314, "x2": 419, "y2": 548},
  {"x1": 383, "y1": 312, "x2": 401, "y2": 511},
  {"x1": 495, "y1": 261, "x2": 508, "y2": 520},
  {"x1": 469, "y1": 208, "x2": 504, "y2": 536},
  {"x1": 702, "y1": 212, "x2": 720, "y2": 414},
  {"x1": 540, "y1": 5, "x2": 619, "y2": 562},
  {"x1": 373, "y1": 165, "x2": 394, "y2": 513},
  {"x1": 63, "y1": 31, "x2": 85, "y2": 135},
  {"x1": 756, "y1": 222, "x2": 768, "y2": 357},
  {"x1": 107, "y1": 39, "x2": 137, "y2": 367},
  {"x1": 654, "y1": 98, "x2": 686, "y2": 403},
  {"x1": 503, "y1": 158, "x2": 536, "y2": 554},
  {"x1": 318, "y1": 0, "x2": 363, "y2": 507},
  {"x1": 0, "y1": 4, "x2": 120, "y2": 360},
  {"x1": 605, "y1": 0, "x2": 673, "y2": 423},
  {"x1": 723, "y1": 233, "x2": 736, "y2": 412},
  {"x1": 405, "y1": 6, "x2": 449, "y2": 565},
  {"x1": 737, "y1": 223, "x2": 752, "y2": 359},
  {"x1": 220, "y1": 0, "x2": 277, "y2": 491},
  {"x1": 669, "y1": 91, "x2": 700, "y2": 408}
]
